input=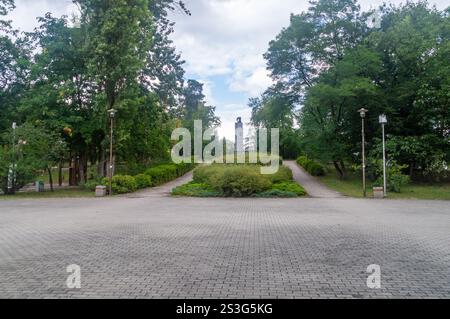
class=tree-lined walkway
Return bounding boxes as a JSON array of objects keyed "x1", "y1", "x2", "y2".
[{"x1": 285, "y1": 161, "x2": 343, "y2": 198}]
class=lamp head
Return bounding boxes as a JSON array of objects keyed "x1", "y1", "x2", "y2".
[
  {"x1": 108, "y1": 109, "x2": 117, "y2": 119},
  {"x1": 358, "y1": 108, "x2": 368, "y2": 118}
]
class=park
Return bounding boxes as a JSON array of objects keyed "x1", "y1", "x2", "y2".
[{"x1": 0, "y1": 0, "x2": 449, "y2": 300}]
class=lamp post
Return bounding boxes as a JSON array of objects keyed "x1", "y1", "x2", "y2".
[
  {"x1": 379, "y1": 114, "x2": 388, "y2": 198},
  {"x1": 107, "y1": 109, "x2": 116, "y2": 196},
  {"x1": 358, "y1": 108, "x2": 368, "y2": 198},
  {"x1": 8, "y1": 123, "x2": 17, "y2": 194}
]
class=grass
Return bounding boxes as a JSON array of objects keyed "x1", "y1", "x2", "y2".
[
  {"x1": 319, "y1": 169, "x2": 450, "y2": 200},
  {"x1": 0, "y1": 188, "x2": 94, "y2": 200}
]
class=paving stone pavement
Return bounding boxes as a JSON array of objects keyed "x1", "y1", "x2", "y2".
[{"x1": 0, "y1": 188, "x2": 449, "y2": 298}]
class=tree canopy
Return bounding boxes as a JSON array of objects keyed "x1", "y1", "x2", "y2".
[
  {"x1": 252, "y1": 0, "x2": 449, "y2": 180},
  {"x1": 0, "y1": 0, "x2": 219, "y2": 193}
]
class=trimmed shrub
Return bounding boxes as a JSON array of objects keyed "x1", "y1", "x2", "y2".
[
  {"x1": 296, "y1": 156, "x2": 326, "y2": 176},
  {"x1": 308, "y1": 162, "x2": 326, "y2": 176},
  {"x1": 102, "y1": 175, "x2": 137, "y2": 194},
  {"x1": 82, "y1": 179, "x2": 103, "y2": 191},
  {"x1": 209, "y1": 166, "x2": 271, "y2": 197},
  {"x1": 255, "y1": 189, "x2": 298, "y2": 198},
  {"x1": 145, "y1": 165, "x2": 176, "y2": 185},
  {"x1": 268, "y1": 166, "x2": 293, "y2": 183},
  {"x1": 135, "y1": 174, "x2": 153, "y2": 189},
  {"x1": 271, "y1": 182, "x2": 307, "y2": 196},
  {"x1": 172, "y1": 182, "x2": 223, "y2": 197},
  {"x1": 297, "y1": 156, "x2": 309, "y2": 168}
]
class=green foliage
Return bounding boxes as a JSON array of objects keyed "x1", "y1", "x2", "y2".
[
  {"x1": 144, "y1": 163, "x2": 194, "y2": 186},
  {"x1": 82, "y1": 179, "x2": 102, "y2": 192},
  {"x1": 209, "y1": 166, "x2": 271, "y2": 197},
  {"x1": 135, "y1": 174, "x2": 153, "y2": 189},
  {"x1": 0, "y1": 124, "x2": 67, "y2": 194},
  {"x1": 268, "y1": 166, "x2": 293, "y2": 183},
  {"x1": 0, "y1": 0, "x2": 219, "y2": 195},
  {"x1": 192, "y1": 164, "x2": 302, "y2": 197},
  {"x1": 296, "y1": 156, "x2": 326, "y2": 176},
  {"x1": 172, "y1": 182, "x2": 222, "y2": 197},
  {"x1": 297, "y1": 156, "x2": 309, "y2": 168},
  {"x1": 368, "y1": 159, "x2": 410, "y2": 193},
  {"x1": 270, "y1": 182, "x2": 307, "y2": 196},
  {"x1": 256, "y1": 1, "x2": 450, "y2": 179},
  {"x1": 145, "y1": 164, "x2": 177, "y2": 185},
  {"x1": 102, "y1": 175, "x2": 137, "y2": 194}
]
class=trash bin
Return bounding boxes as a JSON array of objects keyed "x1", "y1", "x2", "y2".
[
  {"x1": 35, "y1": 181, "x2": 45, "y2": 193},
  {"x1": 373, "y1": 187, "x2": 384, "y2": 199},
  {"x1": 95, "y1": 186, "x2": 107, "y2": 197}
]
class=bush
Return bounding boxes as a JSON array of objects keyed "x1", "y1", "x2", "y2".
[
  {"x1": 182, "y1": 164, "x2": 308, "y2": 198},
  {"x1": 296, "y1": 156, "x2": 326, "y2": 176},
  {"x1": 297, "y1": 156, "x2": 309, "y2": 168},
  {"x1": 145, "y1": 164, "x2": 177, "y2": 185},
  {"x1": 102, "y1": 175, "x2": 137, "y2": 194},
  {"x1": 255, "y1": 189, "x2": 298, "y2": 198},
  {"x1": 371, "y1": 159, "x2": 410, "y2": 193},
  {"x1": 172, "y1": 182, "x2": 223, "y2": 197},
  {"x1": 268, "y1": 166, "x2": 293, "y2": 183},
  {"x1": 135, "y1": 174, "x2": 153, "y2": 189},
  {"x1": 308, "y1": 162, "x2": 326, "y2": 176},
  {"x1": 271, "y1": 182, "x2": 307, "y2": 196},
  {"x1": 82, "y1": 179, "x2": 103, "y2": 191},
  {"x1": 211, "y1": 167, "x2": 271, "y2": 197},
  {"x1": 374, "y1": 163, "x2": 410, "y2": 193}
]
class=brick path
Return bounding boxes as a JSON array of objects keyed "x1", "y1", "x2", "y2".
[{"x1": 0, "y1": 191, "x2": 449, "y2": 298}]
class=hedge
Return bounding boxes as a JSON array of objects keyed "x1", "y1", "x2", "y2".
[
  {"x1": 145, "y1": 163, "x2": 195, "y2": 186},
  {"x1": 296, "y1": 156, "x2": 326, "y2": 176},
  {"x1": 102, "y1": 175, "x2": 137, "y2": 194},
  {"x1": 98, "y1": 162, "x2": 195, "y2": 195}
]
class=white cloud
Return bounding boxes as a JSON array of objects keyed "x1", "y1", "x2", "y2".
[
  {"x1": 7, "y1": 0, "x2": 77, "y2": 32},
  {"x1": 170, "y1": 0, "x2": 311, "y2": 96}
]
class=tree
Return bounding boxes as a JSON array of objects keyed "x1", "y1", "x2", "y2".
[
  {"x1": 264, "y1": 0, "x2": 369, "y2": 98},
  {"x1": 182, "y1": 79, "x2": 220, "y2": 130},
  {"x1": 0, "y1": 124, "x2": 67, "y2": 194},
  {"x1": 143, "y1": 0, "x2": 189, "y2": 110}
]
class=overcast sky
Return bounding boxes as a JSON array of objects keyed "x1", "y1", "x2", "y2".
[{"x1": 7, "y1": 0, "x2": 449, "y2": 139}]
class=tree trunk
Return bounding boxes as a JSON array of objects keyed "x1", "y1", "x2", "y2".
[
  {"x1": 98, "y1": 147, "x2": 106, "y2": 178},
  {"x1": 333, "y1": 161, "x2": 344, "y2": 179},
  {"x1": 339, "y1": 160, "x2": 347, "y2": 179},
  {"x1": 58, "y1": 162, "x2": 63, "y2": 187},
  {"x1": 47, "y1": 167, "x2": 54, "y2": 192}
]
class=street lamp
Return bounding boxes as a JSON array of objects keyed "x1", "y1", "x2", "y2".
[
  {"x1": 9, "y1": 122, "x2": 17, "y2": 193},
  {"x1": 107, "y1": 109, "x2": 117, "y2": 196},
  {"x1": 379, "y1": 114, "x2": 388, "y2": 198},
  {"x1": 358, "y1": 108, "x2": 368, "y2": 198}
]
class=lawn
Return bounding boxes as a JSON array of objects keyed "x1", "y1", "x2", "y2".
[
  {"x1": 0, "y1": 188, "x2": 94, "y2": 200},
  {"x1": 173, "y1": 164, "x2": 307, "y2": 198},
  {"x1": 319, "y1": 169, "x2": 450, "y2": 200}
]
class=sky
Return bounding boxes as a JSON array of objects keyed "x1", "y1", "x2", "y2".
[{"x1": 7, "y1": 0, "x2": 449, "y2": 139}]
